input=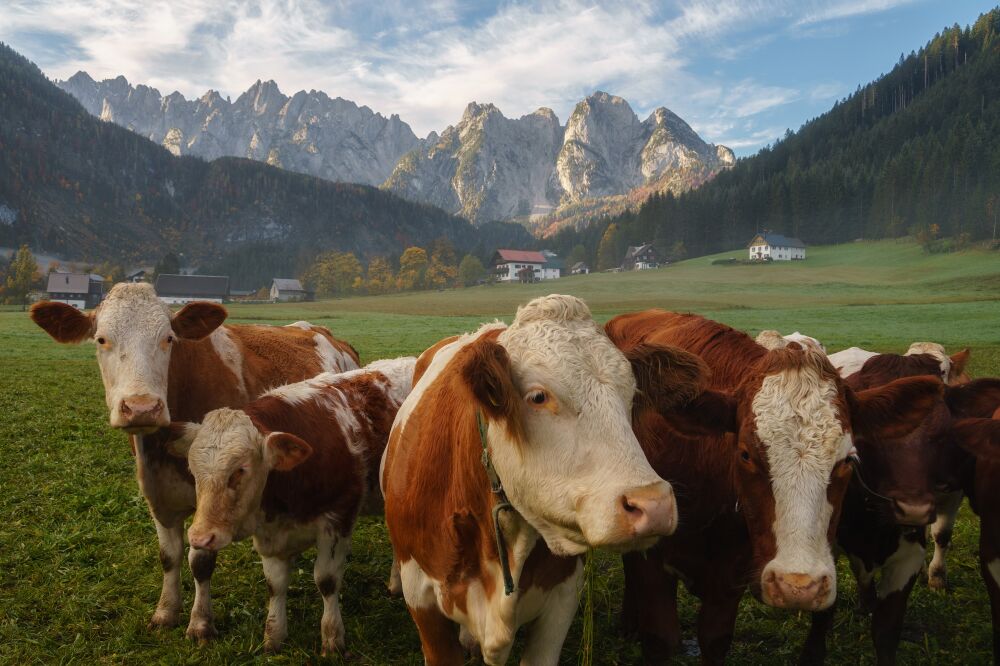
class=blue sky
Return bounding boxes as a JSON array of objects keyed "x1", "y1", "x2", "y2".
[{"x1": 1, "y1": 0, "x2": 995, "y2": 155}]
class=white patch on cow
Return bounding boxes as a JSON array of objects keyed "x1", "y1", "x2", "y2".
[
  {"x1": 209, "y1": 327, "x2": 248, "y2": 400},
  {"x1": 827, "y1": 347, "x2": 878, "y2": 379},
  {"x1": 906, "y1": 342, "x2": 951, "y2": 381},
  {"x1": 754, "y1": 361, "x2": 848, "y2": 590},
  {"x1": 877, "y1": 535, "x2": 925, "y2": 599},
  {"x1": 399, "y1": 557, "x2": 437, "y2": 610},
  {"x1": 848, "y1": 554, "x2": 875, "y2": 589},
  {"x1": 313, "y1": 332, "x2": 358, "y2": 373},
  {"x1": 264, "y1": 377, "x2": 324, "y2": 406},
  {"x1": 519, "y1": 559, "x2": 584, "y2": 664},
  {"x1": 284, "y1": 321, "x2": 313, "y2": 330},
  {"x1": 988, "y1": 559, "x2": 1000, "y2": 589},
  {"x1": 928, "y1": 490, "x2": 963, "y2": 587}
]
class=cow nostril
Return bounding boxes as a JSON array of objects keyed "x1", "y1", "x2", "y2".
[
  {"x1": 120, "y1": 402, "x2": 132, "y2": 416},
  {"x1": 621, "y1": 495, "x2": 640, "y2": 514}
]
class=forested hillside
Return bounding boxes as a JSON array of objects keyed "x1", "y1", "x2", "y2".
[
  {"x1": 545, "y1": 9, "x2": 1000, "y2": 264},
  {"x1": 0, "y1": 44, "x2": 531, "y2": 280}
]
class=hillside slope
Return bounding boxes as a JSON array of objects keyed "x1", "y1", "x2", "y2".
[{"x1": 0, "y1": 44, "x2": 531, "y2": 276}]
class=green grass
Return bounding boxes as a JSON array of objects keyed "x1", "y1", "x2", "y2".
[{"x1": 1, "y1": 239, "x2": 998, "y2": 664}]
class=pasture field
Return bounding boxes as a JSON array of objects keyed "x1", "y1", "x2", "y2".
[{"x1": 1, "y1": 239, "x2": 998, "y2": 664}]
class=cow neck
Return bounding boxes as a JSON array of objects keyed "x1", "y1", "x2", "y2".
[{"x1": 477, "y1": 409, "x2": 516, "y2": 596}]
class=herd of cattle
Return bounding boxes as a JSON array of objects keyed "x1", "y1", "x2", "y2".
[{"x1": 28, "y1": 282, "x2": 1000, "y2": 665}]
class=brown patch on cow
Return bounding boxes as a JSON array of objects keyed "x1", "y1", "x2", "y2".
[
  {"x1": 407, "y1": 605, "x2": 465, "y2": 665},
  {"x1": 190, "y1": 549, "x2": 216, "y2": 582},
  {"x1": 384, "y1": 330, "x2": 537, "y2": 617},
  {"x1": 414, "y1": 336, "x2": 461, "y2": 384},
  {"x1": 849, "y1": 353, "x2": 942, "y2": 388},
  {"x1": 171, "y1": 302, "x2": 228, "y2": 340},
  {"x1": 159, "y1": 547, "x2": 176, "y2": 573},
  {"x1": 848, "y1": 376, "x2": 943, "y2": 441},
  {"x1": 946, "y1": 378, "x2": 1000, "y2": 418},
  {"x1": 518, "y1": 540, "x2": 580, "y2": 592},
  {"x1": 29, "y1": 301, "x2": 94, "y2": 343},
  {"x1": 317, "y1": 576, "x2": 338, "y2": 598},
  {"x1": 624, "y1": 342, "x2": 708, "y2": 415}
]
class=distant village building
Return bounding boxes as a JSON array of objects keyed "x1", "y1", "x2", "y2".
[
  {"x1": 571, "y1": 262, "x2": 590, "y2": 275},
  {"x1": 45, "y1": 272, "x2": 105, "y2": 309},
  {"x1": 154, "y1": 274, "x2": 230, "y2": 304},
  {"x1": 126, "y1": 268, "x2": 149, "y2": 283},
  {"x1": 622, "y1": 243, "x2": 660, "y2": 271},
  {"x1": 748, "y1": 232, "x2": 806, "y2": 261},
  {"x1": 491, "y1": 249, "x2": 562, "y2": 282},
  {"x1": 270, "y1": 278, "x2": 308, "y2": 302}
]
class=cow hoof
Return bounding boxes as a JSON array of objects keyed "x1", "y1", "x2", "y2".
[
  {"x1": 928, "y1": 571, "x2": 948, "y2": 591},
  {"x1": 263, "y1": 638, "x2": 283, "y2": 654},
  {"x1": 186, "y1": 622, "x2": 218, "y2": 644},
  {"x1": 147, "y1": 610, "x2": 181, "y2": 630}
]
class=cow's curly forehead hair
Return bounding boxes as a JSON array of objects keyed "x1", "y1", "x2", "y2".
[{"x1": 96, "y1": 282, "x2": 171, "y2": 328}]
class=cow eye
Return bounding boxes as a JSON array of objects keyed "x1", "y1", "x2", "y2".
[
  {"x1": 740, "y1": 450, "x2": 751, "y2": 463},
  {"x1": 526, "y1": 390, "x2": 547, "y2": 406},
  {"x1": 166, "y1": 334, "x2": 175, "y2": 344},
  {"x1": 228, "y1": 468, "x2": 245, "y2": 489},
  {"x1": 96, "y1": 337, "x2": 106, "y2": 345}
]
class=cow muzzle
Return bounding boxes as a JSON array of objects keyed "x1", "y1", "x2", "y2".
[
  {"x1": 116, "y1": 394, "x2": 167, "y2": 431},
  {"x1": 761, "y1": 570, "x2": 833, "y2": 610},
  {"x1": 188, "y1": 526, "x2": 231, "y2": 552},
  {"x1": 618, "y1": 481, "x2": 677, "y2": 542},
  {"x1": 892, "y1": 499, "x2": 936, "y2": 526}
]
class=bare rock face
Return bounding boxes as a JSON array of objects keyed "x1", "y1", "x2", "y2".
[{"x1": 58, "y1": 72, "x2": 422, "y2": 186}]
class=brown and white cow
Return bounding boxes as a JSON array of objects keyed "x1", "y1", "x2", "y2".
[
  {"x1": 797, "y1": 354, "x2": 1000, "y2": 665},
  {"x1": 382, "y1": 295, "x2": 705, "y2": 665},
  {"x1": 29, "y1": 282, "x2": 359, "y2": 640},
  {"x1": 972, "y1": 406, "x2": 1000, "y2": 662},
  {"x1": 167, "y1": 357, "x2": 414, "y2": 654},
  {"x1": 828, "y1": 342, "x2": 971, "y2": 385},
  {"x1": 604, "y1": 311, "x2": 942, "y2": 664}
]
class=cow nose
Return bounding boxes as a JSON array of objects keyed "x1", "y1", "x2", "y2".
[
  {"x1": 620, "y1": 482, "x2": 677, "y2": 538},
  {"x1": 762, "y1": 571, "x2": 832, "y2": 610},
  {"x1": 189, "y1": 531, "x2": 217, "y2": 551},
  {"x1": 119, "y1": 395, "x2": 166, "y2": 426},
  {"x1": 893, "y1": 499, "x2": 936, "y2": 526}
]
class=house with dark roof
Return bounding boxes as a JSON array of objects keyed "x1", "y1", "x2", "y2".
[
  {"x1": 491, "y1": 249, "x2": 561, "y2": 282},
  {"x1": 154, "y1": 274, "x2": 230, "y2": 304},
  {"x1": 45, "y1": 272, "x2": 105, "y2": 309},
  {"x1": 748, "y1": 232, "x2": 806, "y2": 261},
  {"x1": 570, "y1": 261, "x2": 590, "y2": 275},
  {"x1": 270, "y1": 278, "x2": 308, "y2": 302},
  {"x1": 622, "y1": 243, "x2": 660, "y2": 271}
]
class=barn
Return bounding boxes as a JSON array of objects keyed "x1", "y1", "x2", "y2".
[
  {"x1": 44, "y1": 273, "x2": 105, "y2": 309},
  {"x1": 154, "y1": 274, "x2": 230, "y2": 304},
  {"x1": 270, "y1": 278, "x2": 308, "y2": 302}
]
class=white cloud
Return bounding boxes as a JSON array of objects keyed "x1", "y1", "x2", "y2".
[{"x1": 0, "y1": 0, "x2": 926, "y2": 153}]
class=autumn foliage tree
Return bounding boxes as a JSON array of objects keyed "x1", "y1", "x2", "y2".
[
  {"x1": 424, "y1": 238, "x2": 458, "y2": 289},
  {"x1": 458, "y1": 254, "x2": 486, "y2": 286},
  {"x1": 5, "y1": 244, "x2": 39, "y2": 307},
  {"x1": 366, "y1": 256, "x2": 395, "y2": 295},
  {"x1": 597, "y1": 223, "x2": 621, "y2": 270},
  {"x1": 396, "y1": 247, "x2": 428, "y2": 291},
  {"x1": 301, "y1": 251, "x2": 363, "y2": 297}
]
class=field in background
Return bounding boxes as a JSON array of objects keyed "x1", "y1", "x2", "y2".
[{"x1": 1, "y1": 240, "x2": 998, "y2": 663}]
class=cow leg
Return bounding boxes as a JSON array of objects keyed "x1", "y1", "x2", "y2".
[
  {"x1": 185, "y1": 547, "x2": 218, "y2": 642},
  {"x1": 799, "y1": 606, "x2": 835, "y2": 665},
  {"x1": 315, "y1": 530, "x2": 350, "y2": 655},
  {"x1": 622, "y1": 550, "x2": 681, "y2": 664},
  {"x1": 849, "y1": 554, "x2": 877, "y2": 614},
  {"x1": 980, "y1": 520, "x2": 1000, "y2": 662},
  {"x1": 696, "y1": 590, "x2": 742, "y2": 665},
  {"x1": 408, "y1": 605, "x2": 464, "y2": 666},
  {"x1": 872, "y1": 534, "x2": 925, "y2": 665},
  {"x1": 520, "y1": 559, "x2": 584, "y2": 665},
  {"x1": 928, "y1": 490, "x2": 963, "y2": 591},
  {"x1": 387, "y1": 555, "x2": 403, "y2": 597},
  {"x1": 148, "y1": 518, "x2": 184, "y2": 629},
  {"x1": 261, "y1": 555, "x2": 291, "y2": 653}
]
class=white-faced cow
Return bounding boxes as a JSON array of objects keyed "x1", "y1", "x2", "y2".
[
  {"x1": 382, "y1": 295, "x2": 705, "y2": 665},
  {"x1": 604, "y1": 311, "x2": 942, "y2": 664},
  {"x1": 828, "y1": 342, "x2": 970, "y2": 385},
  {"x1": 29, "y1": 282, "x2": 359, "y2": 640},
  {"x1": 167, "y1": 357, "x2": 414, "y2": 654}
]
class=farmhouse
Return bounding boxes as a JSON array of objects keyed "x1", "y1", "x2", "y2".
[
  {"x1": 45, "y1": 272, "x2": 105, "y2": 309},
  {"x1": 622, "y1": 243, "x2": 659, "y2": 270},
  {"x1": 748, "y1": 232, "x2": 806, "y2": 261},
  {"x1": 571, "y1": 261, "x2": 590, "y2": 275},
  {"x1": 491, "y1": 249, "x2": 561, "y2": 282},
  {"x1": 154, "y1": 273, "x2": 229, "y2": 304},
  {"x1": 270, "y1": 278, "x2": 308, "y2": 302}
]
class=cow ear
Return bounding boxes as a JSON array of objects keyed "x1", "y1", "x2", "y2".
[
  {"x1": 849, "y1": 376, "x2": 943, "y2": 440},
  {"x1": 462, "y1": 337, "x2": 523, "y2": 438},
  {"x1": 626, "y1": 343, "x2": 707, "y2": 413},
  {"x1": 265, "y1": 432, "x2": 313, "y2": 471},
  {"x1": 755, "y1": 330, "x2": 787, "y2": 350},
  {"x1": 950, "y1": 417, "x2": 1000, "y2": 461},
  {"x1": 165, "y1": 422, "x2": 200, "y2": 458},
  {"x1": 171, "y1": 302, "x2": 227, "y2": 340},
  {"x1": 945, "y1": 378, "x2": 1000, "y2": 418},
  {"x1": 949, "y1": 348, "x2": 971, "y2": 382},
  {"x1": 30, "y1": 301, "x2": 94, "y2": 343},
  {"x1": 661, "y1": 389, "x2": 739, "y2": 437}
]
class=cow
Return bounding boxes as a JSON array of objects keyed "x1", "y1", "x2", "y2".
[
  {"x1": 381, "y1": 295, "x2": 707, "y2": 665},
  {"x1": 828, "y1": 342, "x2": 970, "y2": 384},
  {"x1": 797, "y1": 353, "x2": 1000, "y2": 665},
  {"x1": 604, "y1": 310, "x2": 943, "y2": 664},
  {"x1": 756, "y1": 329, "x2": 826, "y2": 353},
  {"x1": 974, "y1": 406, "x2": 1000, "y2": 662},
  {"x1": 29, "y1": 282, "x2": 360, "y2": 640},
  {"x1": 166, "y1": 357, "x2": 414, "y2": 654}
]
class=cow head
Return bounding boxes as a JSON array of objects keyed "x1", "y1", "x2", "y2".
[
  {"x1": 30, "y1": 282, "x2": 227, "y2": 432},
  {"x1": 468, "y1": 295, "x2": 705, "y2": 556},
  {"x1": 905, "y1": 342, "x2": 971, "y2": 385},
  {"x1": 167, "y1": 409, "x2": 312, "y2": 551}
]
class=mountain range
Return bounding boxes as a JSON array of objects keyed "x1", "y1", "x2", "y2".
[{"x1": 58, "y1": 75, "x2": 733, "y2": 228}]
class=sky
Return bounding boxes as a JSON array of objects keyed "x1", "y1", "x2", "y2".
[{"x1": 1, "y1": 0, "x2": 995, "y2": 156}]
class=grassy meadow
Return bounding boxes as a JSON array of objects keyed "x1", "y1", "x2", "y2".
[{"x1": 1, "y1": 239, "x2": 998, "y2": 664}]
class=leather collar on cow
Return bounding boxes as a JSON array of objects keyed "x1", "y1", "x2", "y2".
[{"x1": 477, "y1": 409, "x2": 516, "y2": 596}]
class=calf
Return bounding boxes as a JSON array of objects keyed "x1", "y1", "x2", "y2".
[
  {"x1": 29, "y1": 283, "x2": 359, "y2": 639},
  {"x1": 605, "y1": 311, "x2": 942, "y2": 664},
  {"x1": 382, "y1": 295, "x2": 704, "y2": 665},
  {"x1": 167, "y1": 357, "x2": 415, "y2": 653}
]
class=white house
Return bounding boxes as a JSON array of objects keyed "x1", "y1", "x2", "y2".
[
  {"x1": 154, "y1": 274, "x2": 229, "y2": 304},
  {"x1": 748, "y1": 232, "x2": 806, "y2": 261},
  {"x1": 270, "y1": 278, "x2": 307, "y2": 302},
  {"x1": 45, "y1": 273, "x2": 105, "y2": 309},
  {"x1": 491, "y1": 249, "x2": 561, "y2": 282}
]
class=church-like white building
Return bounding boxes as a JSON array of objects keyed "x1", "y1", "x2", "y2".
[{"x1": 748, "y1": 232, "x2": 806, "y2": 261}]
